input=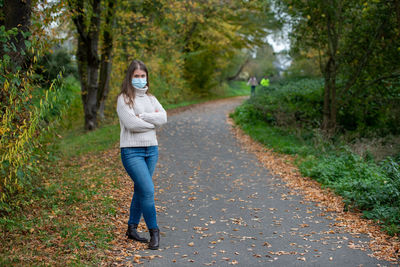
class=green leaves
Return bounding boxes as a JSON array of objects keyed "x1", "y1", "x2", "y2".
[
  {"x1": 2, "y1": 54, "x2": 10, "y2": 62},
  {"x1": 24, "y1": 40, "x2": 31, "y2": 50},
  {"x1": 298, "y1": 151, "x2": 400, "y2": 234},
  {"x1": 276, "y1": 0, "x2": 400, "y2": 133},
  {"x1": 114, "y1": 0, "x2": 279, "y2": 98}
]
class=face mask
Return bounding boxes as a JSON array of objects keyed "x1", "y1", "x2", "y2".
[{"x1": 131, "y1": 78, "x2": 147, "y2": 89}]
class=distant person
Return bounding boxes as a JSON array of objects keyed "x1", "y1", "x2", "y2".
[
  {"x1": 247, "y1": 76, "x2": 258, "y2": 97},
  {"x1": 116, "y1": 59, "x2": 167, "y2": 250},
  {"x1": 260, "y1": 76, "x2": 270, "y2": 87}
]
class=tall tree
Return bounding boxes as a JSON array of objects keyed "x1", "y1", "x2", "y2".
[
  {"x1": 67, "y1": 0, "x2": 116, "y2": 130},
  {"x1": 276, "y1": 0, "x2": 400, "y2": 133},
  {"x1": 97, "y1": 0, "x2": 116, "y2": 119},
  {"x1": 178, "y1": 0, "x2": 278, "y2": 95}
]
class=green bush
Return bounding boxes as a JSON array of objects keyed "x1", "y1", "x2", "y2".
[
  {"x1": 0, "y1": 73, "x2": 80, "y2": 206},
  {"x1": 231, "y1": 103, "x2": 263, "y2": 125},
  {"x1": 243, "y1": 76, "x2": 400, "y2": 136},
  {"x1": 0, "y1": 25, "x2": 81, "y2": 206},
  {"x1": 299, "y1": 152, "x2": 400, "y2": 234},
  {"x1": 338, "y1": 79, "x2": 400, "y2": 136},
  {"x1": 36, "y1": 48, "x2": 78, "y2": 86},
  {"x1": 249, "y1": 78, "x2": 324, "y2": 128}
]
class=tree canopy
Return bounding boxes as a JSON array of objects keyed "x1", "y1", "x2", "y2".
[{"x1": 276, "y1": 0, "x2": 400, "y2": 133}]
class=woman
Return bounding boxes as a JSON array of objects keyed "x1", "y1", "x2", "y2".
[
  {"x1": 247, "y1": 76, "x2": 258, "y2": 97},
  {"x1": 116, "y1": 59, "x2": 167, "y2": 250}
]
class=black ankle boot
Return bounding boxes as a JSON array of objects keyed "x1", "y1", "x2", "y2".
[
  {"x1": 148, "y1": 228, "x2": 160, "y2": 250},
  {"x1": 126, "y1": 224, "x2": 148, "y2": 243}
]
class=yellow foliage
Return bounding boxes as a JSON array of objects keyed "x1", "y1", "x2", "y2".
[
  {"x1": 0, "y1": 67, "x2": 61, "y2": 202},
  {"x1": 108, "y1": 0, "x2": 272, "y2": 101}
]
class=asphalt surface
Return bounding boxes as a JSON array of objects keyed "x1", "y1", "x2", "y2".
[{"x1": 125, "y1": 97, "x2": 392, "y2": 266}]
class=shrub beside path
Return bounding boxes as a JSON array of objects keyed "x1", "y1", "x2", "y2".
[{"x1": 107, "y1": 97, "x2": 397, "y2": 266}]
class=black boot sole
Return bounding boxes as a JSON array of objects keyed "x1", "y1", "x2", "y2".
[{"x1": 126, "y1": 232, "x2": 148, "y2": 243}]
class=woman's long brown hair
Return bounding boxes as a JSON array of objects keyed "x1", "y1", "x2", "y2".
[{"x1": 118, "y1": 59, "x2": 150, "y2": 108}]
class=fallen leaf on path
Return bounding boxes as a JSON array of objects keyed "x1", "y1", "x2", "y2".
[{"x1": 263, "y1": 242, "x2": 272, "y2": 247}]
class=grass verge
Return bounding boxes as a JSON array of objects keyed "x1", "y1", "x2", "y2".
[{"x1": 0, "y1": 151, "x2": 119, "y2": 265}]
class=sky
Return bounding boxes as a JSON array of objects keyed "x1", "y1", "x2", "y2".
[
  {"x1": 267, "y1": 29, "x2": 292, "y2": 70},
  {"x1": 267, "y1": 34, "x2": 290, "y2": 53}
]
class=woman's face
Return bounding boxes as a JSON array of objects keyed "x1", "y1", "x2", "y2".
[{"x1": 132, "y1": 69, "x2": 146, "y2": 79}]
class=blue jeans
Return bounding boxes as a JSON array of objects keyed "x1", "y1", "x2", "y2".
[
  {"x1": 251, "y1": 85, "x2": 256, "y2": 97},
  {"x1": 121, "y1": 146, "x2": 159, "y2": 229}
]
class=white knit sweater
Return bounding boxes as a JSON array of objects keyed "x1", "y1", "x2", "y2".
[{"x1": 116, "y1": 87, "x2": 167, "y2": 148}]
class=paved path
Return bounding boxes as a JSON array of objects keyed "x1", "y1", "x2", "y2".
[{"x1": 128, "y1": 97, "x2": 391, "y2": 266}]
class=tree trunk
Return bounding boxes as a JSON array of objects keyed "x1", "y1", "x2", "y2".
[
  {"x1": 85, "y1": 63, "x2": 100, "y2": 131},
  {"x1": 394, "y1": 0, "x2": 400, "y2": 33},
  {"x1": 98, "y1": 58, "x2": 112, "y2": 120},
  {"x1": 1, "y1": 0, "x2": 31, "y2": 68},
  {"x1": 321, "y1": 3, "x2": 339, "y2": 133},
  {"x1": 227, "y1": 57, "x2": 250, "y2": 81},
  {"x1": 76, "y1": 35, "x2": 89, "y2": 127},
  {"x1": 69, "y1": 0, "x2": 101, "y2": 131},
  {"x1": 322, "y1": 61, "x2": 331, "y2": 132},
  {"x1": 98, "y1": 0, "x2": 116, "y2": 120},
  {"x1": 329, "y1": 70, "x2": 337, "y2": 131},
  {"x1": 322, "y1": 56, "x2": 337, "y2": 132}
]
